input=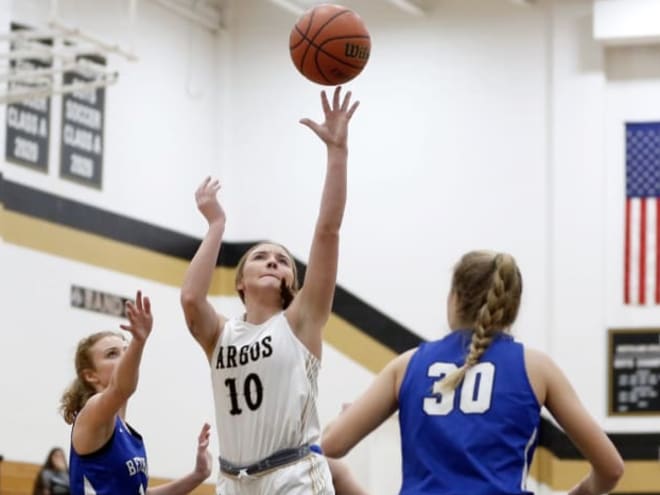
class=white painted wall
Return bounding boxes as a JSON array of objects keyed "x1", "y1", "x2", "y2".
[
  {"x1": 225, "y1": 0, "x2": 550, "y2": 347},
  {"x1": 0, "y1": 0, "x2": 227, "y2": 482},
  {"x1": 2, "y1": 0, "x2": 224, "y2": 235},
  {"x1": 0, "y1": 243, "x2": 218, "y2": 479},
  {"x1": 603, "y1": 43, "x2": 660, "y2": 433},
  {"x1": 2, "y1": 0, "x2": 660, "y2": 493}
]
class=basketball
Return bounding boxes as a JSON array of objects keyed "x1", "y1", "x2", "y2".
[{"x1": 289, "y1": 4, "x2": 371, "y2": 86}]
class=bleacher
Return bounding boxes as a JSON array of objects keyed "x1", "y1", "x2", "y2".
[{"x1": 0, "y1": 458, "x2": 215, "y2": 495}]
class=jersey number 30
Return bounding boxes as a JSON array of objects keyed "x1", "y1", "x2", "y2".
[{"x1": 424, "y1": 362, "x2": 495, "y2": 415}]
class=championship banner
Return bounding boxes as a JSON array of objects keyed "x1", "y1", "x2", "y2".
[
  {"x1": 4, "y1": 22, "x2": 52, "y2": 171},
  {"x1": 60, "y1": 54, "x2": 106, "y2": 188}
]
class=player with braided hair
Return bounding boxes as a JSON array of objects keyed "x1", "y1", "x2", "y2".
[{"x1": 322, "y1": 250, "x2": 624, "y2": 495}]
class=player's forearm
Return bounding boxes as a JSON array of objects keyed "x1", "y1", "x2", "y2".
[
  {"x1": 110, "y1": 339, "x2": 145, "y2": 400},
  {"x1": 146, "y1": 471, "x2": 208, "y2": 495},
  {"x1": 316, "y1": 147, "x2": 347, "y2": 233},
  {"x1": 569, "y1": 468, "x2": 624, "y2": 495},
  {"x1": 181, "y1": 221, "x2": 225, "y2": 302}
]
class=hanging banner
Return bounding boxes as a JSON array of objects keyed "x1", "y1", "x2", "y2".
[
  {"x1": 4, "y1": 22, "x2": 52, "y2": 171},
  {"x1": 60, "y1": 54, "x2": 106, "y2": 188}
]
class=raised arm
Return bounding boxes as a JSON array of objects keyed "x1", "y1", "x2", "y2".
[
  {"x1": 322, "y1": 350, "x2": 412, "y2": 458},
  {"x1": 288, "y1": 87, "x2": 360, "y2": 357},
  {"x1": 180, "y1": 177, "x2": 227, "y2": 359},
  {"x1": 531, "y1": 350, "x2": 624, "y2": 495},
  {"x1": 147, "y1": 423, "x2": 213, "y2": 495},
  {"x1": 73, "y1": 291, "x2": 152, "y2": 454}
]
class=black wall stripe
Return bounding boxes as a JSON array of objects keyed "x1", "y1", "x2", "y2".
[
  {"x1": 3, "y1": 175, "x2": 659, "y2": 461},
  {"x1": 540, "y1": 416, "x2": 660, "y2": 460},
  {"x1": 0, "y1": 176, "x2": 421, "y2": 355},
  {"x1": 333, "y1": 285, "x2": 422, "y2": 353},
  {"x1": 4, "y1": 177, "x2": 200, "y2": 259},
  {"x1": 296, "y1": 261, "x2": 422, "y2": 353}
]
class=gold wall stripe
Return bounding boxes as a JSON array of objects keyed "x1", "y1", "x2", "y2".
[
  {"x1": 3, "y1": 189, "x2": 660, "y2": 490},
  {"x1": 530, "y1": 446, "x2": 660, "y2": 492},
  {"x1": 2, "y1": 208, "x2": 394, "y2": 373},
  {"x1": 324, "y1": 312, "x2": 397, "y2": 373},
  {"x1": 2, "y1": 209, "x2": 231, "y2": 294}
]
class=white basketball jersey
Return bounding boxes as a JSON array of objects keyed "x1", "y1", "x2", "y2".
[{"x1": 210, "y1": 312, "x2": 322, "y2": 466}]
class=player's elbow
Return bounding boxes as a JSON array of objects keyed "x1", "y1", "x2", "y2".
[
  {"x1": 602, "y1": 456, "x2": 625, "y2": 488},
  {"x1": 180, "y1": 291, "x2": 203, "y2": 319},
  {"x1": 593, "y1": 454, "x2": 624, "y2": 493},
  {"x1": 180, "y1": 293, "x2": 203, "y2": 333},
  {"x1": 321, "y1": 432, "x2": 349, "y2": 458},
  {"x1": 180, "y1": 289, "x2": 200, "y2": 310}
]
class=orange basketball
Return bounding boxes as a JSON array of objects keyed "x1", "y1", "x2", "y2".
[{"x1": 289, "y1": 4, "x2": 371, "y2": 86}]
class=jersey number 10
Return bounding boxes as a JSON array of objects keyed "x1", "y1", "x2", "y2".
[
  {"x1": 424, "y1": 362, "x2": 495, "y2": 415},
  {"x1": 225, "y1": 373, "x2": 264, "y2": 415}
]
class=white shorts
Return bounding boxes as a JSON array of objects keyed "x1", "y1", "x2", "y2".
[{"x1": 216, "y1": 453, "x2": 334, "y2": 495}]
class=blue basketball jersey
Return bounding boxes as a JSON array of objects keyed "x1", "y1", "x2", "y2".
[
  {"x1": 69, "y1": 416, "x2": 149, "y2": 495},
  {"x1": 398, "y1": 330, "x2": 540, "y2": 495}
]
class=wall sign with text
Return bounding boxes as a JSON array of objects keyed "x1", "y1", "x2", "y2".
[
  {"x1": 60, "y1": 54, "x2": 106, "y2": 188},
  {"x1": 4, "y1": 23, "x2": 52, "y2": 171},
  {"x1": 70, "y1": 285, "x2": 131, "y2": 319},
  {"x1": 608, "y1": 328, "x2": 660, "y2": 415}
]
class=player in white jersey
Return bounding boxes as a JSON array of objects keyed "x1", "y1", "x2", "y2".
[{"x1": 181, "y1": 87, "x2": 360, "y2": 495}]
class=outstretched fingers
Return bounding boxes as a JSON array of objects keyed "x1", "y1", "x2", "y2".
[
  {"x1": 135, "y1": 290, "x2": 143, "y2": 312},
  {"x1": 332, "y1": 86, "x2": 341, "y2": 111},
  {"x1": 321, "y1": 89, "x2": 331, "y2": 115},
  {"x1": 300, "y1": 86, "x2": 359, "y2": 142},
  {"x1": 120, "y1": 300, "x2": 136, "y2": 331},
  {"x1": 196, "y1": 176, "x2": 211, "y2": 195},
  {"x1": 299, "y1": 117, "x2": 316, "y2": 132},
  {"x1": 142, "y1": 294, "x2": 151, "y2": 316},
  {"x1": 198, "y1": 422, "x2": 211, "y2": 446},
  {"x1": 346, "y1": 99, "x2": 360, "y2": 120},
  {"x1": 119, "y1": 290, "x2": 153, "y2": 339},
  {"x1": 339, "y1": 88, "x2": 352, "y2": 112},
  {"x1": 210, "y1": 180, "x2": 221, "y2": 195},
  {"x1": 196, "y1": 177, "x2": 221, "y2": 196},
  {"x1": 206, "y1": 177, "x2": 220, "y2": 194},
  {"x1": 194, "y1": 176, "x2": 226, "y2": 225},
  {"x1": 134, "y1": 290, "x2": 151, "y2": 318}
]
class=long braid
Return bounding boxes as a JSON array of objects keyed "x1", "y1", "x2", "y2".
[{"x1": 435, "y1": 253, "x2": 521, "y2": 393}]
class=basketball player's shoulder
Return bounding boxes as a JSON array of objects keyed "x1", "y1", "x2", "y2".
[
  {"x1": 390, "y1": 347, "x2": 417, "y2": 371},
  {"x1": 522, "y1": 346, "x2": 560, "y2": 383},
  {"x1": 523, "y1": 346, "x2": 554, "y2": 368},
  {"x1": 383, "y1": 348, "x2": 419, "y2": 386}
]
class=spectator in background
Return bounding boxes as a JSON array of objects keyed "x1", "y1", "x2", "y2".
[{"x1": 32, "y1": 447, "x2": 70, "y2": 495}]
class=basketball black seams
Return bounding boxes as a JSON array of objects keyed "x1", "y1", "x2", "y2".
[{"x1": 296, "y1": 9, "x2": 351, "y2": 73}]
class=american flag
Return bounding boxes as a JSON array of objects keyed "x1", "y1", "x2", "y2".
[{"x1": 624, "y1": 122, "x2": 660, "y2": 305}]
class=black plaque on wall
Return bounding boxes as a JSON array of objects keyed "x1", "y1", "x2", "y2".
[
  {"x1": 60, "y1": 54, "x2": 106, "y2": 188},
  {"x1": 4, "y1": 23, "x2": 52, "y2": 171},
  {"x1": 608, "y1": 328, "x2": 660, "y2": 415},
  {"x1": 70, "y1": 285, "x2": 131, "y2": 319}
]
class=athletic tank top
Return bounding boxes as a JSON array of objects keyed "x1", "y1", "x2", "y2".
[
  {"x1": 211, "y1": 311, "x2": 321, "y2": 465},
  {"x1": 69, "y1": 416, "x2": 148, "y2": 495},
  {"x1": 398, "y1": 330, "x2": 540, "y2": 495}
]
